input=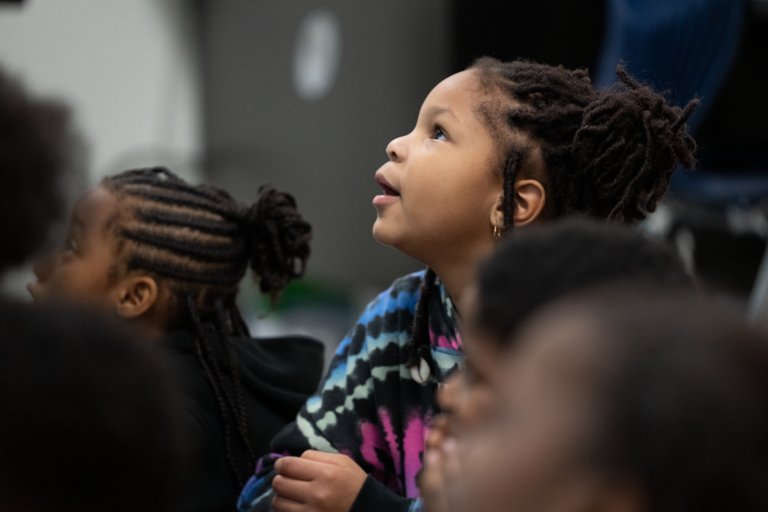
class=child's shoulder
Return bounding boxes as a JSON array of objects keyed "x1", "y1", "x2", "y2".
[{"x1": 366, "y1": 270, "x2": 425, "y2": 316}]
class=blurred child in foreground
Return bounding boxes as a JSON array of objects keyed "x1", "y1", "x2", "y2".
[
  {"x1": 421, "y1": 218, "x2": 692, "y2": 511},
  {"x1": 449, "y1": 286, "x2": 768, "y2": 512},
  {"x1": 0, "y1": 301, "x2": 185, "y2": 512}
]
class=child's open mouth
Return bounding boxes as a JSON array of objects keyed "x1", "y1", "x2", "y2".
[
  {"x1": 373, "y1": 174, "x2": 401, "y2": 206},
  {"x1": 379, "y1": 182, "x2": 400, "y2": 197},
  {"x1": 376, "y1": 176, "x2": 400, "y2": 197}
]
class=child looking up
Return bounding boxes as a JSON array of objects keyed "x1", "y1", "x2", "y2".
[
  {"x1": 27, "y1": 167, "x2": 324, "y2": 512},
  {"x1": 239, "y1": 59, "x2": 698, "y2": 512},
  {"x1": 450, "y1": 287, "x2": 768, "y2": 512}
]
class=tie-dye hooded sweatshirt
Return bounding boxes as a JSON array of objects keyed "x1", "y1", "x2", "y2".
[{"x1": 237, "y1": 270, "x2": 465, "y2": 512}]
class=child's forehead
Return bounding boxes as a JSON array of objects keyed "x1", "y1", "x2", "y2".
[
  {"x1": 423, "y1": 70, "x2": 482, "y2": 112},
  {"x1": 508, "y1": 308, "x2": 604, "y2": 387},
  {"x1": 71, "y1": 185, "x2": 119, "y2": 228}
]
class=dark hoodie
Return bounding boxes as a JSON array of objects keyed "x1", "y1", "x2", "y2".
[{"x1": 159, "y1": 328, "x2": 324, "y2": 512}]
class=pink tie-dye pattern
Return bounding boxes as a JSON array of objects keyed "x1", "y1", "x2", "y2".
[
  {"x1": 429, "y1": 328, "x2": 462, "y2": 351},
  {"x1": 359, "y1": 421, "x2": 401, "y2": 492},
  {"x1": 379, "y1": 409, "x2": 403, "y2": 489},
  {"x1": 402, "y1": 414, "x2": 430, "y2": 498}
]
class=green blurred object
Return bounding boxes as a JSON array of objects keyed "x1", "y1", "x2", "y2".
[{"x1": 239, "y1": 272, "x2": 354, "y2": 316}]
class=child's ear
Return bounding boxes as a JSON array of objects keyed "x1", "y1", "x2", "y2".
[
  {"x1": 114, "y1": 276, "x2": 159, "y2": 319},
  {"x1": 511, "y1": 179, "x2": 546, "y2": 227}
]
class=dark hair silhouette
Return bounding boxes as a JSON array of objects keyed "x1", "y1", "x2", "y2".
[
  {"x1": 102, "y1": 166, "x2": 312, "y2": 486},
  {"x1": 0, "y1": 300, "x2": 185, "y2": 512},
  {"x1": 553, "y1": 288, "x2": 768, "y2": 512},
  {"x1": 474, "y1": 218, "x2": 692, "y2": 346},
  {"x1": 407, "y1": 58, "x2": 698, "y2": 368},
  {"x1": 0, "y1": 67, "x2": 82, "y2": 274}
]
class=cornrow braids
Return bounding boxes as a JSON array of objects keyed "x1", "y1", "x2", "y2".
[
  {"x1": 102, "y1": 166, "x2": 312, "y2": 485},
  {"x1": 405, "y1": 58, "x2": 698, "y2": 369}
]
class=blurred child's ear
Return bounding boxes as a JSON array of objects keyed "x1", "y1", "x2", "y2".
[
  {"x1": 512, "y1": 179, "x2": 546, "y2": 227},
  {"x1": 114, "y1": 276, "x2": 159, "y2": 319}
]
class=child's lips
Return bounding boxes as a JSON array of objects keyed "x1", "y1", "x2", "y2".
[
  {"x1": 378, "y1": 181, "x2": 400, "y2": 197},
  {"x1": 373, "y1": 175, "x2": 401, "y2": 206}
]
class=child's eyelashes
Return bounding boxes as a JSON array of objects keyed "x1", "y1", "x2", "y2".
[{"x1": 432, "y1": 126, "x2": 448, "y2": 141}]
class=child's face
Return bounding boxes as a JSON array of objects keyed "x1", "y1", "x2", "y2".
[
  {"x1": 28, "y1": 186, "x2": 123, "y2": 307},
  {"x1": 449, "y1": 308, "x2": 614, "y2": 512},
  {"x1": 372, "y1": 70, "x2": 503, "y2": 264}
]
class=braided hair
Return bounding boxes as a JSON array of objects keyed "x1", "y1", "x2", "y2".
[
  {"x1": 406, "y1": 58, "x2": 698, "y2": 368},
  {"x1": 102, "y1": 166, "x2": 311, "y2": 487}
]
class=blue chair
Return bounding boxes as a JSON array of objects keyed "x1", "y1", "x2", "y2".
[{"x1": 595, "y1": 0, "x2": 745, "y2": 134}]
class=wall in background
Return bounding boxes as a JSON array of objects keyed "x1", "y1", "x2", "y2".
[
  {"x1": 199, "y1": 0, "x2": 451, "y2": 291},
  {"x1": 0, "y1": 0, "x2": 203, "y2": 297},
  {"x1": 0, "y1": 0, "x2": 202, "y2": 184}
]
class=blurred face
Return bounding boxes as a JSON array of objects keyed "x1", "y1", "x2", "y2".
[
  {"x1": 449, "y1": 308, "x2": 613, "y2": 512},
  {"x1": 438, "y1": 285, "x2": 504, "y2": 437},
  {"x1": 28, "y1": 185, "x2": 121, "y2": 307},
  {"x1": 372, "y1": 70, "x2": 503, "y2": 265}
]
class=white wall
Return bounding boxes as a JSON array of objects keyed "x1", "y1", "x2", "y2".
[
  {"x1": 0, "y1": 0, "x2": 203, "y2": 298},
  {"x1": 0, "y1": 0, "x2": 202, "y2": 183}
]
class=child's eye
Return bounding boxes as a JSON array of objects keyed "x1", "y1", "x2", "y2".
[{"x1": 432, "y1": 126, "x2": 448, "y2": 141}]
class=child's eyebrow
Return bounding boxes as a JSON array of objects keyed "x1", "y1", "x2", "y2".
[{"x1": 427, "y1": 106, "x2": 460, "y2": 123}]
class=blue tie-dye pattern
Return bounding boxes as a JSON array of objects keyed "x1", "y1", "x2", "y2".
[
  {"x1": 239, "y1": 270, "x2": 463, "y2": 512},
  {"x1": 334, "y1": 285, "x2": 420, "y2": 357},
  {"x1": 238, "y1": 475, "x2": 264, "y2": 512},
  {"x1": 408, "y1": 498, "x2": 425, "y2": 512}
]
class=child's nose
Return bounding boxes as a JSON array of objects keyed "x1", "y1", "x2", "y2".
[
  {"x1": 386, "y1": 135, "x2": 409, "y2": 163},
  {"x1": 33, "y1": 255, "x2": 53, "y2": 281}
]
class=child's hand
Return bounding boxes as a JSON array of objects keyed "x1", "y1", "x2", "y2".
[
  {"x1": 272, "y1": 450, "x2": 368, "y2": 512},
  {"x1": 422, "y1": 415, "x2": 461, "y2": 512}
]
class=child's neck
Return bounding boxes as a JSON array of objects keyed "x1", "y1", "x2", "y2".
[{"x1": 429, "y1": 246, "x2": 492, "y2": 319}]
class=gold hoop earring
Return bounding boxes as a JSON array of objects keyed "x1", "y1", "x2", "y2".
[{"x1": 493, "y1": 221, "x2": 501, "y2": 242}]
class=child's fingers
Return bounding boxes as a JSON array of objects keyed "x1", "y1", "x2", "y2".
[
  {"x1": 426, "y1": 416, "x2": 447, "y2": 451},
  {"x1": 272, "y1": 493, "x2": 304, "y2": 512},
  {"x1": 441, "y1": 437, "x2": 463, "y2": 484},
  {"x1": 300, "y1": 449, "x2": 353, "y2": 468},
  {"x1": 272, "y1": 474, "x2": 310, "y2": 503},
  {"x1": 275, "y1": 456, "x2": 324, "y2": 481}
]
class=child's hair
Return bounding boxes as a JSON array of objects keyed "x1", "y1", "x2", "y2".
[
  {"x1": 407, "y1": 58, "x2": 698, "y2": 368},
  {"x1": 0, "y1": 67, "x2": 82, "y2": 274},
  {"x1": 560, "y1": 288, "x2": 768, "y2": 512},
  {"x1": 0, "y1": 300, "x2": 185, "y2": 512},
  {"x1": 101, "y1": 166, "x2": 312, "y2": 486},
  {"x1": 474, "y1": 218, "x2": 692, "y2": 346}
]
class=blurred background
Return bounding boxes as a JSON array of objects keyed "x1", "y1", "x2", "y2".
[{"x1": 1, "y1": 0, "x2": 767, "y2": 360}]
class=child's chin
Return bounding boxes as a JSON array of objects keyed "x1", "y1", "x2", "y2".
[{"x1": 372, "y1": 219, "x2": 401, "y2": 247}]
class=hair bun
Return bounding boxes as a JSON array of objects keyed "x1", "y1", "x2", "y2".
[
  {"x1": 243, "y1": 185, "x2": 312, "y2": 301},
  {"x1": 571, "y1": 65, "x2": 698, "y2": 221}
]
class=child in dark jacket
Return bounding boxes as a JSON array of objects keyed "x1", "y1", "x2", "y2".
[
  {"x1": 239, "y1": 57, "x2": 699, "y2": 512},
  {"x1": 27, "y1": 167, "x2": 324, "y2": 512}
]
